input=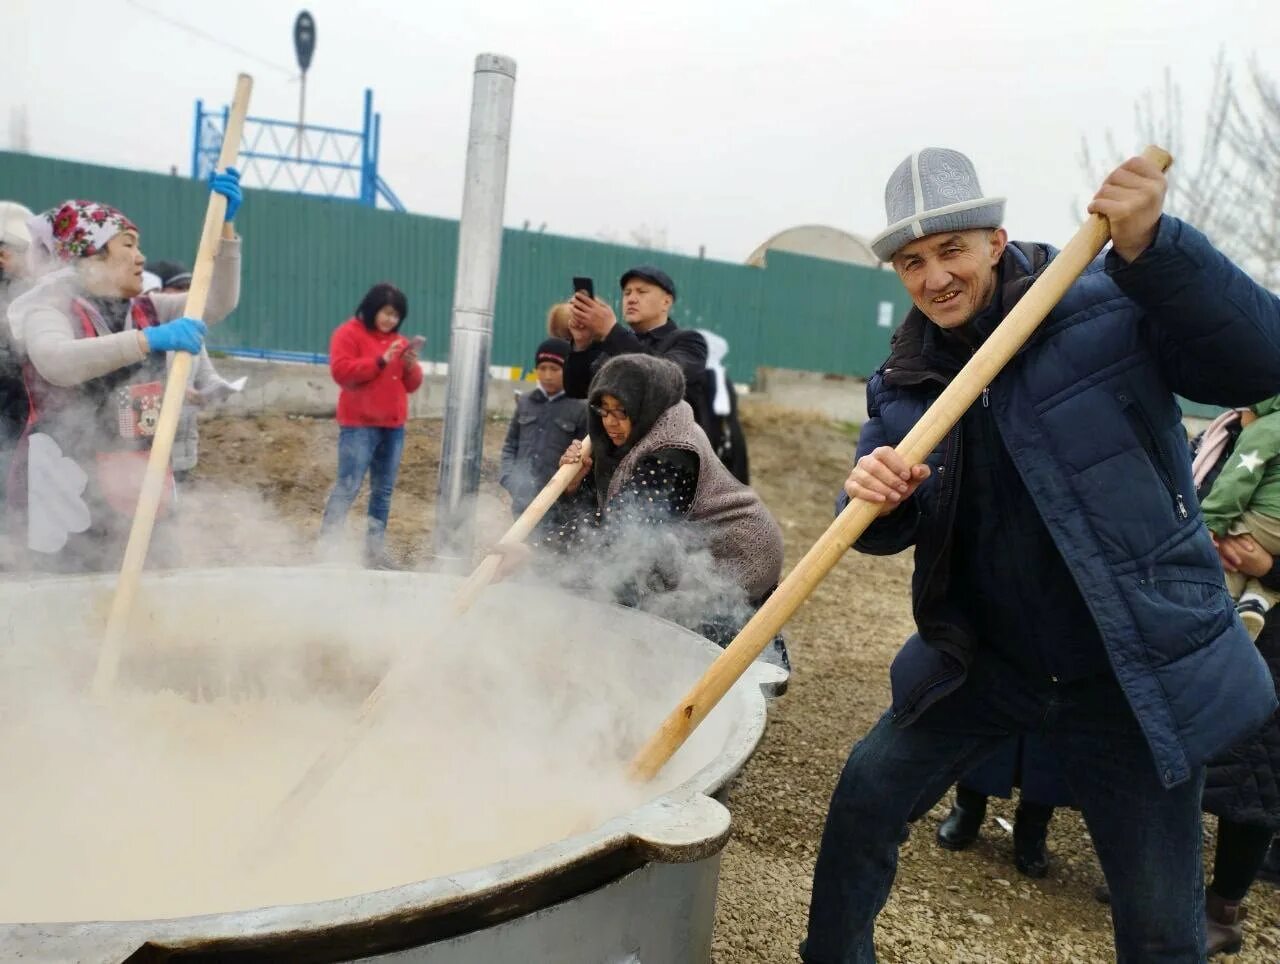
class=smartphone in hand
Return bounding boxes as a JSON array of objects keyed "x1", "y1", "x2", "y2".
[
  {"x1": 408, "y1": 335, "x2": 426, "y2": 352},
  {"x1": 572, "y1": 276, "x2": 595, "y2": 300}
]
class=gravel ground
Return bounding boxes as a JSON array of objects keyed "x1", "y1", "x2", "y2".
[{"x1": 190, "y1": 407, "x2": 1280, "y2": 963}]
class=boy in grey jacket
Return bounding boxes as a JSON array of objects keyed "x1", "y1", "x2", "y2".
[{"x1": 499, "y1": 338, "x2": 587, "y2": 518}]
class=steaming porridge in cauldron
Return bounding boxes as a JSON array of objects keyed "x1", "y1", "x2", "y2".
[{"x1": 0, "y1": 569, "x2": 738, "y2": 923}]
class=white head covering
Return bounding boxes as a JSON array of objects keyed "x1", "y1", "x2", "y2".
[
  {"x1": 697, "y1": 329, "x2": 732, "y2": 417},
  {"x1": 0, "y1": 202, "x2": 33, "y2": 251},
  {"x1": 6, "y1": 199, "x2": 140, "y2": 347}
]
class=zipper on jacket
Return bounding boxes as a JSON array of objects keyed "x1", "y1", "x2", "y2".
[
  {"x1": 981, "y1": 387, "x2": 990, "y2": 408},
  {"x1": 1118, "y1": 393, "x2": 1189, "y2": 520}
]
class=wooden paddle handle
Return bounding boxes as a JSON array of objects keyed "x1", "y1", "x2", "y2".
[
  {"x1": 452, "y1": 435, "x2": 593, "y2": 614},
  {"x1": 627, "y1": 146, "x2": 1174, "y2": 782},
  {"x1": 93, "y1": 74, "x2": 254, "y2": 698}
]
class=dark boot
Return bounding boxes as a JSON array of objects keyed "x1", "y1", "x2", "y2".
[
  {"x1": 1013, "y1": 801, "x2": 1052, "y2": 879},
  {"x1": 936, "y1": 789, "x2": 987, "y2": 851},
  {"x1": 1205, "y1": 889, "x2": 1245, "y2": 957}
]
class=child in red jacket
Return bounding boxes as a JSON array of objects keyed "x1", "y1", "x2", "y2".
[{"x1": 319, "y1": 282, "x2": 423, "y2": 567}]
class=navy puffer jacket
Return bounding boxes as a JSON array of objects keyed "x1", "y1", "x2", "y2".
[{"x1": 848, "y1": 216, "x2": 1280, "y2": 789}]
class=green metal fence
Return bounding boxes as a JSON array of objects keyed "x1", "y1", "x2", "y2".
[{"x1": 1, "y1": 151, "x2": 910, "y2": 383}]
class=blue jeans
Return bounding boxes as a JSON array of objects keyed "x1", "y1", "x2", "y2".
[
  {"x1": 805, "y1": 653, "x2": 1207, "y2": 964},
  {"x1": 320, "y1": 426, "x2": 406, "y2": 552}
]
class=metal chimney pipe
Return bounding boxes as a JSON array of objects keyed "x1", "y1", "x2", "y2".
[{"x1": 434, "y1": 53, "x2": 517, "y2": 566}]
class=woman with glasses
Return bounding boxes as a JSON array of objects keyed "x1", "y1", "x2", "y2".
[{"x1": 501, "y1": 353, "x2": 789, "y2": 668}]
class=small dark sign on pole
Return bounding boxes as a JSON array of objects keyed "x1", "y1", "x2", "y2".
[
  {"x1": 293, "y1": 12, "x2": 316, "y2": 159},
  {"x1": 294, "y1": 12, "x2": 316, "y2": 72}
]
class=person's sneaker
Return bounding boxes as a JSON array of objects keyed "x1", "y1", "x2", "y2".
[{"x1": 1237, "y1": 596, "x2": 1269, "y2": 641}]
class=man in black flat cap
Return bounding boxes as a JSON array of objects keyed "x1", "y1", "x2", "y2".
[{"x1": 564, "y1": 265, "x2": 711, "y2": 433}]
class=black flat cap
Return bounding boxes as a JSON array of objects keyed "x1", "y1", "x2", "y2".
[{"x1": 619, "y1": 265, "x2": 676, "y2": 301}]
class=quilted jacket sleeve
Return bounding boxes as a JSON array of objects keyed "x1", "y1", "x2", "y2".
[{"x1": 1109, "y1": 216, "x2": 1280, "y2": 407}]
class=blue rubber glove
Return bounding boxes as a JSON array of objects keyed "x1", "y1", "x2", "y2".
[
  {"x1": 143, "y1": 317, "x2": 207, "y2": 355},
  {"x1": 209, "y1": 166, "x2": 242, "y2": 221}
]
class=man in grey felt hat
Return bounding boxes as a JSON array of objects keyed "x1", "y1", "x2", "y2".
[{"x1": 802, "y1": 148, "x2": 1280, "y2": 962}]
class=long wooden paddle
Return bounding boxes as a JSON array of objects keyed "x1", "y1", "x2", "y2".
[
  {"x1": 252, "y1": 434, "x2": 593, "y2": 844},
  {"x1": 627, "y1": 146, "x2": 1174, "y2": 782},
  {"x1": 452, "y1": 435, "x2": 592, "y2": 614},
  {"x1": 92, "y1": 74, "x2": 253, "y2": 699}
]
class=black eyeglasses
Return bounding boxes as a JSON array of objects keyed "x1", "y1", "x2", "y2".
[{"x1": 590, "y1": 405, "x2": 629, "y2": 422}]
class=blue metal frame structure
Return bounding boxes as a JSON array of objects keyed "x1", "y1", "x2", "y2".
[{"x1": 191, "y1": 88, "x2": 404, "y2": 211}]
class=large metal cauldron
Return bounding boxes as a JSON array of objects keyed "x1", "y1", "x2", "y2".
[{"x1": 0, "y1": 568, "x2": 785, "y2": 962}]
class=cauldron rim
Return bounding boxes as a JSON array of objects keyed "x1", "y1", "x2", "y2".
[{"x1": 0, "y1": 567, "x2": 782, "y2": 960}]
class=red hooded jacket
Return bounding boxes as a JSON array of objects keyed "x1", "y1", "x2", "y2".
[{"x1": 328, "y1": 317, "x2": 424, "y2": 427}]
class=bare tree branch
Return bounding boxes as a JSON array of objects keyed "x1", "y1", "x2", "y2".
[{"x1": 1078, "y1": 52, "x2": 1280, "y2": 290}]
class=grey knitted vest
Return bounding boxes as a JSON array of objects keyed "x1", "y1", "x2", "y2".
[{"x1": 607, "y1": 401, "x2": 783, "y2": 601}]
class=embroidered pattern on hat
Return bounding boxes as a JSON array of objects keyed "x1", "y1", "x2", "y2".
[
  {"x1": 887, "y1": 159, "x2": 915, "y2": 217},
  {"x1": 933, "y1": 160, "x2": 973, "y2": 201}
]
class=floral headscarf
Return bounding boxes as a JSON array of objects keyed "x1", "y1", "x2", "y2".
[
  {"x1": 29, "y1": 199, "x2": 137, "y2": 262},
  {"x1": 7, "y1": 200, "x2": 139, "y2": 348}
]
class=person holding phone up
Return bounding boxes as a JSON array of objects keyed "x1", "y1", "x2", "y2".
[
  {"x1": 563, "y1": 267, "x2": 710, "y2": 427},
  {"x1": 320, "y1": 281, "x2": 424, "y2": 569}
]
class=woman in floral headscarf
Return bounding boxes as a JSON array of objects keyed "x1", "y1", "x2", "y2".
[{"x1": 6, "y1": 171, "x2": 244, "y2": 571}]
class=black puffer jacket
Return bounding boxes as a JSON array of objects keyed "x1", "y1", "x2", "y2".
[{"x1": 1203, "y1": 586, "x2": 1280, "y2": 829}]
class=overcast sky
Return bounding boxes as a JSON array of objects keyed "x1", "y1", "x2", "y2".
[{"x1": 5, "y1": 0, "x2": 1276, "y2": 262}]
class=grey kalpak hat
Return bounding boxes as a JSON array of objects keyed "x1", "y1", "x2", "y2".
[{"x1": 870, "y1": 148, "x2": 1006, "y2": 261}]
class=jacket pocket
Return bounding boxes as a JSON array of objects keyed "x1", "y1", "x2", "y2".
[
  {"x1": 1118, "y1": 392, "x2": 1189, "y2": 522},
  {"x1": 515, "y1": 411, "x2": 540, "y2": 444},
  {"x1": 1124, "y1": 565, "x2": 1234, "y2": 664},
  {"x1": 889, "y1": 633, "x2": 967, "y2": 726}
]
